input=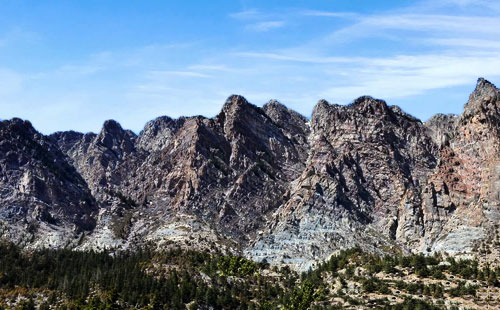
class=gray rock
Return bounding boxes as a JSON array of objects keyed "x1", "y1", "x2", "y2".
[{"x1": 1, "y1": 78, "x2": 499, "y2": 270}]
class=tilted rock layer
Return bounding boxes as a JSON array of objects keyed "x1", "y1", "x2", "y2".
[{"x1": 1, "y1": 78, "x2": 499, "y2": 270}]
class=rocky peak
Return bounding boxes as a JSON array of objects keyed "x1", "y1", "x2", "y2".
[
  {"x1": 216, "y1": 95, "x2": 306, "y2": 172},
  {"x1": 389, "y1": 105, "x2": 421, "y2": 123},
  {"x1": 350, "y1": 96, "x2": 390, "y2": 115},
  {"x1": 96, "y1": 120, "x2": 136, "y2": 156},
  {"x1": 313, "y1": 96, "x2": 402, "y2": 119},
  {"x1": 310, "y1": 96, "x2": 421, "y2": 139},
  {"x1": 99, "y1": 119, "x2": 133, "y2": 139},
  {"x1": 101, "y1": 119, "x2": 123, "y2": 134},
  {"x1": 219, "y1": 95, "x2": 249, "y2": 126},
  {"x1": 137, "y1": 116, "x2": 185, "y2": 152},
  {"x1": 471, "y1": 77, "x2": 498, "y2": 98},
  {"x1": 219, "y1": 95, "x2": 272, "y2": 126},
  {"x1": 463, "y1": 78, "x2": 500, "y2": 118},
  {"x1": 50, "y1": 130, "x2": 85, "y2": 153},
  {"x1": 263, "y1": 100, "x2": 310, "y2": 141},
  {"x1": 262, "y1": 99, "x2": 288, "y2": 113},
  {"x1": 1, "y1": 118, "x2": 37, "y2": 138},
  {"x1": 1, "y1": 118, "x2": 66, "y2": 170},
  {"x1": 311, "y1": 99, "x2": 335, "y2": 117},
  {"x1": 0, "y1": 118, "x2": 96, "y2": 233},
  {"x1": 140, "y1": 116, "x2": 181, "y2": 137},
  {"x1": 221, "y1": 95, "x2": 252, "y2": 113}
]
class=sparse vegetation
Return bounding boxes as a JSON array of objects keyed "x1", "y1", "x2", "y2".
[{"x1": 1, "y1": 242, "x2": 499, "y2": 309}]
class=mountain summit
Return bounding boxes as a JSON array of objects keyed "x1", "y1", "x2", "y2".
[{"x1": 1, "y1": 78, "x2": 499, "y2": 270}]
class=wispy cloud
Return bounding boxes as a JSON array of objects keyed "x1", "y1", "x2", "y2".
[
  {"x1": 418, "y1": 0, "x2": 500, "y2": 12},
  {"x1": 228, "y1": 1, "x2": 500, "y2": 110},
  {"x1": 425, "y1": 38, "x2": 500, "y2": 49},
  {"x1": 3, "y1": 0, "x2": 500, "y2": 134},
  {"x1": 187, "y1": 64, "x2": 232, "y2": 71},
  {"x1": 300, "y1": 10, "x2": 359, "y2": 19},
  {"x1": 147, "y1": 70, "x2": 212, "y2": 78},
  {"x1": 235, "y1": 52, "x2": 359, "y2": 63},
  {"x1": 234, "y1": 50, "x2": 500, "y2": 99},
  {"x1": 230, "y1": 8, "x2": 286, "y2": 32},
  {"x1": 327, "y1": 14, "x2": 500, "y2": 43},
  {"x1": 229, "y1": 9, "x2": 262, "y2": 20},
  {"x1": 319, "y1": 54, "x2": 500, "y2": 100},
  {"x1": 246, "y1": 21, "x2": 285, "y2": 32}
]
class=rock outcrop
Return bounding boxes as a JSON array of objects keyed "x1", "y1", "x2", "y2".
[
  {"x1": 422, "y1": 78, "x2": 500, "y2": 256},
  {"x1": 0, "y1": 118, "x2": 96, "y2": 248},
  {"x1": 1, "y1": 78, "x2": 499, "y2": 270},
  {"x1": 249, "y1": 96, "x2": 439, "y2": 269}
]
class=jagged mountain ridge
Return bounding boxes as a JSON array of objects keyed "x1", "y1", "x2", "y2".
[{"x1": 0, "y1": 78, "x2": 499, "y2": 270}]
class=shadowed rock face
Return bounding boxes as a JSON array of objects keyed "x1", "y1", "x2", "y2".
[
  {"x1": 0, "y1": 119, "x2": 96, "y2": 247},
  {"x1": 1, "y1": 78, "x2": 499, "y2": 269},
  {"x1": 121, "y1": 95, "x2": 310, "y2": 242}
]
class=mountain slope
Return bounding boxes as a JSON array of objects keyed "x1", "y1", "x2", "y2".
[
  {"x1": 0, "y1": 78, "x2": 499, "y2": 270},
  {"x1": 0, "y1": 118, "x2": 96, "y2": 248},
  {"x1": 248, "y1": 96, "x2": 439, "y2": 269}
]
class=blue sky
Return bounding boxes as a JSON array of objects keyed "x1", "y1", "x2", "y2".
[{"x1": 1, "y1": 0, "x2": 500, "y2": 134}]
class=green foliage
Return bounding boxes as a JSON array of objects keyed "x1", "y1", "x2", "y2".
[
  {"x1": 0, "y1": 242, "x2": 287, "y2": 310},
  {"x1": 1, "y1": 241, "x2": 497, "y2": 310},
  {"x1": 384, "y1": 297, "x2": 442, "y2": 310},
  {"x1": 285, "y1": 279, "x2": 315, "y2": 310},
  {"x1": 447, "y1": 281, "x2": 478, "y2": 297},
  {"x1": 429, "y1": 267, "x2": 445, "y2": 280},
  {"x1": 446, "y1": 257, "x2": 479, "y2": 279},
  {"x1": 217, "y1": 255, "x2": 258, "y2": 276},
  {"x1": 362, "y1": 277, "x2": 380, "y2": 293}
]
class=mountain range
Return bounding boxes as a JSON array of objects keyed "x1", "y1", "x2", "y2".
[{"x1": 1, "y1": 78, "x2": 499, "y2": 271}]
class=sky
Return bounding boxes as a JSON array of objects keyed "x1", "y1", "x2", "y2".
[{"x1": 1, "y1": 0, "x2": 500, "y2": 134}]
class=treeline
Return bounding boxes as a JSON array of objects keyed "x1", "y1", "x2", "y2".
[
  {"x1": 314, "y1": 247, "x2": 500, "y2": 286},
  {"x1": 0, "y1": 242, "x2": 293, "y2": 309},
  {"x1": 1, "y1": 242, "x2": 497, "y2": 309}
]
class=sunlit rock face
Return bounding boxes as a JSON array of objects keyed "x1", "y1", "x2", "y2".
[
  {"x1": 249, "y1": 95, "x2": 439, "y2": 270},
  {"x1": 1, "y1": 78, "x2": 499, "y2": 270},
  {"x1": 422, "y1": 78, "x2": 500, "y2": 256}
]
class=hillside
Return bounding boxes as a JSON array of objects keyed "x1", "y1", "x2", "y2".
[
  {"x1": 0, "y1": 78, "x2": 499, "y2": 272},
  {"x1": 1, "y1": 242, "x2": 499, "y2": 309}
]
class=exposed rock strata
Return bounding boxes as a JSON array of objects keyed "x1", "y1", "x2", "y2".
[
  {"x1": 1, "y1": 78, "x2": 499, "y2": 270},
  {"x1": 0, "y1": 118, "x2": 96, "y2": 248}
]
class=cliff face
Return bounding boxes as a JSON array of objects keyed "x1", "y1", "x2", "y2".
[
  {"x1": 249, "y1": 96, "x2": 439, "y2": 269},
  {"x1": 1, "y1": 78, "x2": 499, "y2": 269},
  {"x1": 422, "y1": 78, "x2": 500, "y2": 256},
  {"x1": 0, "y1": 119, "x2": 96, "y2": 248}
]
